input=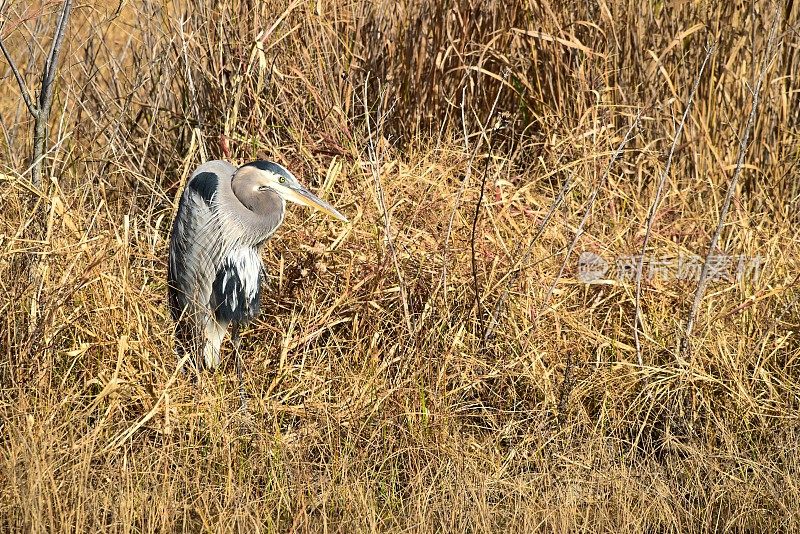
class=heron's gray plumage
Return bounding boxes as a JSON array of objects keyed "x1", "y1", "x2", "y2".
[
  {"x1": 168, "y1": 159, "x2": 347, "y2": 374},
  {"x1": 168, "y1": 160, "x2": 285, "y2": 370}
]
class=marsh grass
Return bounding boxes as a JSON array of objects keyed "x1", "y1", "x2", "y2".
[{"x1": 1, "y1": 0, "x2": 799, "y2": 531}]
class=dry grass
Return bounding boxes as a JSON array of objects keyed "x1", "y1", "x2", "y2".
[{"x1": 1, "y1": 0, "x2": 799, "y2": 531}]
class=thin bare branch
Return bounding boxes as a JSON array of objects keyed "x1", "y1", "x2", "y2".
[
  {"x1": 29, "y1": 0, "x2": 72, "y2": 188},
  {"x1": 484, "y1": 169, "x2": 572, "y2": 340},
  {"x1": 541, "y1": 110, "x2": 642, "y2": 314},
  {"x1": 0, "y1": 35, "x2": 38, "y2": 117},
  {"x1": 682, "y1": 9, "x2": 780, "y2": 357},
  {"x1": 470, "y1": 69, "x2": 507, "y2": 339},
  {"x1": 440, "y1": 76, "x2": 505, "y2": 307},
  {"x1": 363, "y1": 74, "x2": 412, "y2": 335},
  {"x1": 39, "y1": 0, "x2": 72, "y2": 110},
  {"x1": 633, "y1": 45, "x2": 714, "y2": 367}
]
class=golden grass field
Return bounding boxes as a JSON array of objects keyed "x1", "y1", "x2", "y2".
[{"x1": 1, "y1": 0, "x2": 799, "y2": 531}]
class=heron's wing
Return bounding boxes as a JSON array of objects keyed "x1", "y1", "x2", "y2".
[{"x1": 167, "y1": 161, "x2": 238, "y2": 325}]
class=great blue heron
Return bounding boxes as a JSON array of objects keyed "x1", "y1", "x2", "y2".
[{"x1": 167, "y1": 159, "x2": 347, "y2": 399}]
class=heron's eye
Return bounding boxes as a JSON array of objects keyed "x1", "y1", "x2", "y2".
[{"x1": 278, "y1": 176, "x2": 286, "y2": 184}]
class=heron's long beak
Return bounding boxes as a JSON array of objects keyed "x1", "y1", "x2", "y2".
[{"x1": 284, "y1": 184, "x2": 348, "y2": 222}]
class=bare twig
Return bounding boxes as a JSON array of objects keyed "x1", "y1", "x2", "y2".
[
  {"x1": 178, "y1": 16, "x2": 204, "y2": 134},
  {"x1": 440, "y1": 87, "x2": 478, "y2": 303},
  {"x1": 363, "y1": 75, "x2": 412, "y2": 334},
  {"x1": 470, "y1": 69, "x2": 508, "y2": 339},
  {"x1": 484, "y1": 170, "x2": 572, "y2": 340},
  {"x1": 0, "y1": 0, "x2": 73, "y2": 188},
  {"x1": 633, "y1": 45, "x2": 714, "y2": 367},
  {"x1": 0, "y1": 37, "x2": 38, "y2": 117},
  {"x1": 682, "y1": 10, "x2": 780, "y2": 357},
  {"x1": 31, "y1": 0, "x2": 72, "y2": 188},
  {"x1": 544, "y1": 111, "x2": 638, "y2": 426},
  {"x1": 441, "y1": 78, "x2": 505, "y2": 306},
  {"x1": 541, "y1": 110, "x2": 642, "y2": 313},
  {"x1": 41, "y1": 0, "x2": 71, "y2": 96},
  {"x1": 469, "y1": 135, "x2": 497, "y2": 340}
]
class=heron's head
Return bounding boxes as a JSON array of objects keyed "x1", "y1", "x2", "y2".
[{"x1": 233, "y1": 160, "x2": 348, "y2": 222}]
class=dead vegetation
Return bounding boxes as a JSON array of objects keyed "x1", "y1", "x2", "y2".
[{"x1": 1, "y1": 0, "x2": 799, "y2": 531}]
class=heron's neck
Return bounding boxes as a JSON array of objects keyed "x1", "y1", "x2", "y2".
[{"x1": 218, "y1": 174, "x2": 285, "y2": 247}]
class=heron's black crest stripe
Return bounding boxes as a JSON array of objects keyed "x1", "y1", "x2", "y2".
[
  {"x1": 242, "y1": 160, "x2": 294, "y2": 181},
  {"x1": 189, "y1": 171, "x2": 218, "y2": 206}
]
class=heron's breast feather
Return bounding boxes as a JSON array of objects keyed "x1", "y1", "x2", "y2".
[{"x1": 211, "y1": 247, "x2": 262, "y2": 323}]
